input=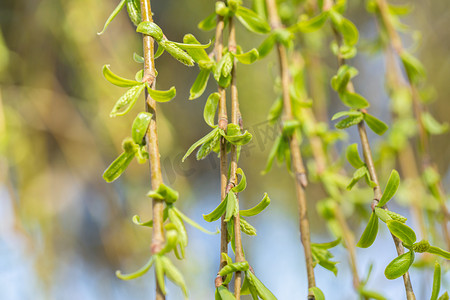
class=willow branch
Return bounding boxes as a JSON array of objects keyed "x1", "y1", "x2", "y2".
[
  {"x1": 375, "y1": 0, "x2": 450, "y2": 250},
  {"x1": 266, "y1": 0, "x2": 316, "y2": 296},
  {"x1": 214, "y1": 2, "x2": 229, "y2": 278},
  {"x1": 140, "y1": 1, "x2": 165, "y2": 299}
]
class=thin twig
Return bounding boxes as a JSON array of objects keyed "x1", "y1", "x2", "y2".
[
  {"x1": 140, "y1": 1, "x2": 165, "y2": 299},
  {"x1": 266, "y1": 0, "x2": 316, "y2": 297}
]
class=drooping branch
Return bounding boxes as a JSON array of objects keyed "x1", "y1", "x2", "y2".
[
  {"x1": 266, "y1": 0, "x2": 316, "y2": 296},
  {"x1": 140, "y1": 1, "x2": 165, "y2": 299}
]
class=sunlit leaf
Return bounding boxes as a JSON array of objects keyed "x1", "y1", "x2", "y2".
[
  {"x1": 364, "y1": 113, "x2": 388, "y2": 135},
  {"x1": 198, "y1": 12, "x2": 216, "y2": 31},
  {"x1": 132, "y1": 112, "x2": 152, "y2": 145},
  {"x1": 262, "y1": 136, "x2": 282, "y2": 174},
  {"x1": 234, "y1": 48, "x2": 259, "y2": 64},
  {"x1": 136, "y1": 21, "x2": 164, "y2": 41},
  {"x1": 116, "y1": 256, "x2": 154, "y2": 280},
  {"x1": 309, "y1": 287, "x2": 325, "y2": 300},
  {"x1": 384, "y1": 251, "x2": 414, "y2": 280},
  {"x1": 98, "y1": 0, "x2": 126, "y2": 35},
  {"x1": 216, "y1": 286, "x2": 237, "y2": 300},
  {"x1": 258, "y1": 34, "x2": 276, "y2": 58},
  {"x1": 341, "y1": 92, "x2": 369, "y2": 109},
  {"x1": 240, "y1": 193, "x2": 270, "y2": 216},
  {"x1": 203, "y1": 195, "x2": 228, "y2": 222},
  {"x1": 103, "y1": 151, "x2": 135, "y2": 182},
  {"x1": 103, "y1": 65, "x2": 141, "y2": 87},
  {"x1": 189, "y1": 69, "x2": 210, "y2": 100},
  {"x1": 235, "y1": 6, "x2": 271, "y2": 34},
  {"x1": 219, "y1": 261, "x2": 249, "y2": 276},
  {"x1": 335, "y1": 113, "x2": 364, "y2": 129},
  {"x1": 110, "y1": 84, "x2": 145, "y2": 117},
  {"x1": 183, "y1": 34, "x2": 212, "y2": 63},
  {"x1": 427, "y1": 246, "x2": 450, "y2": 260},
  {"x1": 246, "y1": 271, "x2": 277, "y2": 300},
  {"x1": 183, "y1": 128, "x2": 220, "y2": 162},
  {"x1": 225, "y1": 192, "x2": 238, "y2": 222},
  {"x1": 400, "y1": 51, "x2": 425, "y2": 84},
  {"x1": 346, "y1": 143, "x2": 365, "y2": 169},
  {"x1": 431, "y1": 261, "x2": 441, "y2": 300},
  {"x1": 126, "y1": 0, "x2": 141, "y2": 27},
  {"x1": 160, "y1": 255, "x2": 188, "y2": 298},
  {"x1": 159, "y1": 39, "x2": 195, "y2": 66},
  {"x1": 357, "y1": 212, "x2": 379, "y2": 248},
  {"x1": 421, "y1": 112, "x2": 449, "y2": 135},
  {"x1": 387, "y1": 220, "x2": 416, "y2": 246},
  {"x1": 377, "y1": 169, "x2": 400, "y2": 207},
  {"x1": 293, "y1": 12, "x2": 329, "y2": 33},
  {"x1": 172, "y1": 207, "x2": 219, "y2": 235},
  {"x1": 147, "y1": 183, "x2": 179, "y2": 203},
  {"x1": 146, "y1": 85, "x2": 176, "y2": 102},
  {"x1": 203, "y1": 92, "x2": 220, "y2": 127}
]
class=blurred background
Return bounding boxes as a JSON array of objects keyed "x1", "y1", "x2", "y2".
[{"x1": 0, "y1": 0, "x2": 449, "y2": 299}]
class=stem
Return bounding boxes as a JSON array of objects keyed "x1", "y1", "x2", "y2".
[
  {"x1": 228, "y1": 18, "x2": 244, "y2": 299},
  {"x1": 214, "y1": 3, "x2": 229, "y2": 278},
  {"x1": 375, "y1": 0, "x2": 450, "y2": 250},
  {"x1": 266, "y1": 0, "x2": 316, "y2": 296},
  {"x1": 140, "y1": 1, "x2": 165, "y2": 299}
]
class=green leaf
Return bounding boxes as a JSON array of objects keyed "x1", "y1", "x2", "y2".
[
  {"x1": 240, "y1": 217, "x2": 257, "y2": 235},
  {"x1": 378, "y1": 169, "x2": 400, "y2": 207},
  {"x1": 220, "y1": 124, "x2": 252, "y2": 146},
  {"x1": 341, "y1": 92, "x2": 370, "y2": 109},
  {"x1": 234, "y1": 48, "x2": 259, "y2": 64},
  {"x1": 103, "y1": 65, "x2": 141, "y2": 87},
  {"x1": 146, "y1": 85, "x2": 176, "y2": 102},
  {"x1": 246, "y1": 271, "x2": 277, "y2": 300},
  {"x1": 346, "y1": 143, "x2": 365, "y2": 169},
  {"x1": 364, "y1": 113, "x2": 388, "y2": 135},
  {"x1": 340, "y1": 18, "x2": 359, "y2": 46},
  {"x1": 132, "y1": 214, "x2": 153, "y2": 227},
  {"x1": 183, "y1": 128, "x2": 219, "y2": 162},
  {"x1": 262, "y1": 136, "x2": 282, "y2": 174},
  {"x1": 232, "y1": 168, "x2": 247, "y2": 193},
  {"x1": 384, "y1": 251, "x2": 414, "y2": 280},
  {"x1": 203, "y1": 93, "x2": 220, "y2": 127},
  {"x1": 312, "y1": 238, "x2": 341, "y2": 249},
  {"x1": 189, "y1": 69, "x2": 210, "y2": 100},
  {"x1": 385, "y1": 210, "x2": 407, "y2": 223},
  {"x1": 335, "y1": 113, "x2": 364, "y2": 129},
  {"x1": 438, "y1": 292, "x2": 449, "y2": 300},
  {"x1": 160, "y1": 255, "x2": 188, "y2": 298},
  {"x1": 331, "y1": 110, "x2": 361, "y2": 121},
  {"x1": 240, "y1": 193, "x2": 270, "y2": 216},
  {"x1": 133, "y1": 52, "x2": 144, "y2": 63},
  {"x1": 126, "y1": 0, "x2": 141, "y2": 26},
  {"x1": 183, "y1": 34, "x2": 212, "y2": 64},
  {"x1": 386, "y1": 220, "x2": 416, "y2": 246},
  {"x1": 268, "y1": 97, "x2": 283, "y2": 123},
  {"x1": 331, "y1": 65, "x2": 358, "y2": 93},
  {"x1": 196, "y1": 130, "x2": 220, "y2": 160},
  {"x1": 219, "y1": 261, "x2": 249, "y2": 276},
  {"x1": 422, "y1": 112, "x2": 449, "y2": 135},
  {"x1": 147, "y1": 183, "x2": 179, "y2": 203},
  {"x1": 132, "y1": 112, "x2": 152, "y2": 145},
  {"x1": 203, "y1": 196, "x2": 228, "y2": 222},
  {"x1": 427, "y1": 246, "x2": 450, "y2": 260},
  {"x1": 400, "y1": 51, "x2": 425, "y2": 84},
  {"x1": 357, "y1": 212, "x2": 379, "y2": 248},
  {"x1": 136, "y1": 21, "x2": 164, "y2": 41},
  {"x1": 116, "y1": 256, "x2": 154, "y2": 280},
  {"x1": 225, "y1": 192, "x2": 238, "y2": 222},
  {"x1": 347, "y1": 166, "x2": 368, "y2": 190},
  {"x1": 172, "y1": 40, "x2": 211, "y2": 50},
  {"x1": 309, "y1": 287, "x2": 325, "y2": 300},
  {"x1": 216, "y1": 286, "x2": 237, "y2": 300},
  {"x1": 198, "y1": 13, "x2": 216, "y2": 31},
  {"x1": 359, "y1": 289, "x2": 387, "y2": 300},
  {"x1": 154, "y1": 255, "x2": 166, "y2": 294},
  {"x1": 110, "y1": 84, "x2": 145, "y2": 117},
  {"x1": 235, "y1": 6, "x2": 271, "y2": 34},
  {"x1": 159, "y1": 39, "x2": 195, "y2": 66},
  {"x1": 294, "y1": 12, "x2": 329, "y2": 32},
  {"x1": 103, "y1": 151, "x2": 135, "y2": 182},
  {"x1": 258, "y1": 34, "x2": 276, "y2": 58},
  {"x1": 431, "y1": 261, "x2": 441, "y2": 300},
  {"x1": 97, "y1": 0, "x2": 126, "y2": 35},
  {"x1": 214, "y1": 52, "x2": 233, "y2": 82}
]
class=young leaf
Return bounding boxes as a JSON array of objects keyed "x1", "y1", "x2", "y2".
[
  {"x1": 347, "y1": 166, "x2": 368, "y2": 190},
  {"x1": 268, "y1": 97, "x2": 283, "y2": 123},
  {"x1": 216, "y1": 286, "x2": 237, "y2": 300},
  {"x1": 312, "y1": 238, "x2": 341, "y2": 249},
  {"x1": 147, "y1": 183, "x2": 179, "y2": 203},
  {"x1": 340, "y1": 18, "x2": 359, "y2": 46},
  {"x1": 427, "y1": 246, "x2": 450, "y2": 260},
  {"x1": 262, "y1": 136, "x2": 282, "y2": 174},
  {"x1": 182, "y1": 128, "x2": 219, "y2": 162},
  {"x1": 235, "y1": 6, "x2": 271, "y2": 34},
  {"x1": 225, "y1": 192, "x2": 238, "y2": 222},
  {"x1": 246, "y1": 271, "x2": 277, "y2": 300},
  {"x1": 183, "y1": 34, "x2": 212, "y2": 64},
  {"x1": 110, "y1": 84, "x2": 146, "y2": 117},
  {"x1": 220, "y1": 125, "x2": 253, "y2": 145},
  {"x1": 219, "y1": 261, "x2": 249, "y2": 276},
  {"x1": 438, "y1": 292, "x2": 449, "y2": 300},
  {"x1": 146, "y1": 85, "x2": 176, "y2": 102},
  {"x1": 359, "y1": 289, "x2": 387, "y2": 300},
  {"x1": 357, "y1": 212, "x2": 379, "y2": 248},
  {"x1": 203, "y1": 196, "x2": 228, "y2": 222},
  {"x1": 203, "y1": 93, "x2": 220, "y2": 127},
  {"x1": 126, "y1": 0, "x2": 141, "y2": 26},
  {"x1": 364, "y1": 113, "x2": 388, "y2": 135},
  {"x1": 98, "y1": 0, "x2": 126, "y2": 35},
  {"x1": 421, "y1": 112, "x2": 449, "y2": 135},
  {"x1": 341, "y1": 92, "x2": 370, "y2": 109},
  {"x1": 103, "y1": 65, "x2": 141, "y2": 87},
  {"x1": 331, "y1": 110, "x2": 361, "y2": 121},
  {"x1": 103, "y1": 151, "x2": 135, "y2": 182},
  {"x1": 385, "y1": 210, "x2": 407, "y2": 223},
  {"x1": 133, "y1": 52, "x2": 145, "y2": 63},
  {"x1": 132, "y1": 214, "x2": 153, "y2": 227},
  {"x1": 232, "y1": 168, "x2": 247, "y2": 193},
  {"x1": 309, "y1": 287, "x2": 325, "y2": 300},
  {"x1": 136, "y1": 21, "x2": 164, "y2": 41},
  {"x1": 377, "y1": 169, "x2": 400, "y2": 207},
  {"x1": 335, "y1": 113, "x2": 364, "y2": 129},
  {"x1": 384, "y1": 251, "x2": 414, "y2": 280},
  {"x1": 116, "y1": 256, "x2": 154, "y2": 280},
  {"x1": 400, "y1": 51, "x2": 425, "y2": 84},
  {"x1": 240, "y1": 217, "x2": 257, "y2": 235},
  {"x1": 346, "y1": 143, "x2": 364, "y2": 169},
  {"x1": 172, "y1": 40, "x2": 211, "y2": 50},
  {"x1": 172, "y1": 207, "x2": 219, "y2": 235},
  {"x1": 293, "y1": 12, "x2": 329, "y2": 33},
  {"x1": 160, "y1": 255, "x2": 188, "y2": 298},
  {"x1": 258, "y1": 34, "x2": 276, "y2": 58},
  {"x1": 234, "y1": 48, "x2": 259, "y2": 64},
  {"x1": 159, "y1": 39, "x2": 195, "y2": 66},
  {"x1": 240, "y1": 193, "x2": 270, "y2": 216},
  {"x1": 386, "y1": 220, "x2": 416, "y2": 246},
  {"x1": 196, "y1": 130, "x2": 220, "y2": 160},
  {"x1": 374, "y1": 207, "x2": 392, "y2": 223},
  {"x1": 431, "y1": 261, "x2": 441, "y2": 300},
  {"x1": 189, "y1": 69, "x2": 210, "y2": 100},
  {"x1": 132, "y1": 112, "x2": 152, "y2": 145},
  {"x1": 198, "y1": 13, "x2": 216, "y2": 31},
  {"x1": 154, "y1": 255, "x2": 167, "y2": 294}
]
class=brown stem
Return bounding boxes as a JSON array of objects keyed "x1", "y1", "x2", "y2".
[
  {"x1": 266, "y1": 0, "x2": 316, "y2": 296},
  {"x1": 228, "y1": 18, "x2": 244, "y2": 299},
  {"x1": 214, "y1": 5, "x2": 229, "y2": 278},
  {"x1": 140, "y1": 1, "x2": 165, "y2": 299},
  {"x1": 375, "y1": 0, "x2": 450, "y2": 249}
]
